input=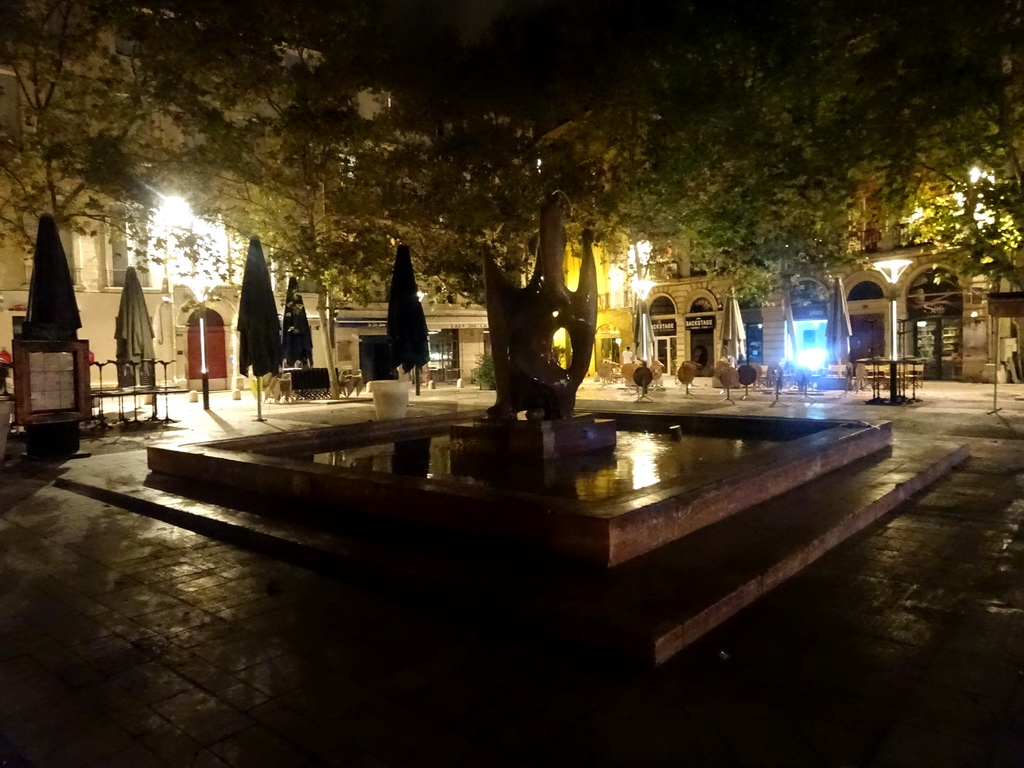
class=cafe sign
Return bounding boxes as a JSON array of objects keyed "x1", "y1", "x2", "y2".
[
  {"x1": 652, "y1": 318, "x2": 677, "y2": 336},
  {"x1": 684, "y1": 315, "x2": 716, "y2": 331}
]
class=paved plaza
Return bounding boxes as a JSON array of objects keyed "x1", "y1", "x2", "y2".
[{"x1": 1, "y1": 380, "x2": 1024, "y2": 767}]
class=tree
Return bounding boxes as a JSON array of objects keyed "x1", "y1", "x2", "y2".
[{"x1": 0, "y1": 0, "x2": 175, "y2": 252}]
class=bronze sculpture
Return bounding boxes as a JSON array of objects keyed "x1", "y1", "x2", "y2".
[{"x1": 483, "y1": 194, "x2": 597, "y2": 420}]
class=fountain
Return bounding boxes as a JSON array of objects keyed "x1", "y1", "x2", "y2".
[
  {"x1": 137, "y1": 198, "x2": 967, "y2": 664},
  {"x1": 450, "y1": 194, "x2": 615, "y2": 458}
]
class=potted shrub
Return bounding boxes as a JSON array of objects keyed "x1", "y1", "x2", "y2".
[{"x1": 476, "y1": 352, "x2": 496, "y2": 390}]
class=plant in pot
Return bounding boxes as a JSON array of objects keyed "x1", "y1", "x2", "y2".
[{"x1": 476, "y1": 352, "x2": 496, "y2": 390}]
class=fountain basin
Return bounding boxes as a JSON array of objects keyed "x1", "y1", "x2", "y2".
[{"x1": 148, "y1": 411, "x2": 891, "y2": 566}]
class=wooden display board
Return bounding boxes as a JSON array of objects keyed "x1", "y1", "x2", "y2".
[{"x1": 12, "y1": 339, "x2": 91, "y2": 425}]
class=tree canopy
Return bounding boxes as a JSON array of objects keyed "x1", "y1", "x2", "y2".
[{"x1": 3, "y1": 0, "x2": 1024, "y2": 296}]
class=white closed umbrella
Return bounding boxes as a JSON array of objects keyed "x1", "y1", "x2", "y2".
[
  {"x1": 825, "y1": 277, "x2": 853, "y2": 365},
  {"x1": 722, "y1": 290, "x2": 746, "y2": 363},
  {"x1": 781, "y1": 280, "x2": 798, "y2": 363}
]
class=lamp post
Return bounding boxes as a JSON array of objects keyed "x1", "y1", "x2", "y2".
[
  {"x1": 633, "y1": 277, "x2": 656, "y2": 364},
  {"x1": 154, "y1": 195, "x2": 227, "y2": 411},
  {"x1": 629, "y1": 240, "x2": 655, "y2": 364},
  {"x1": 872, "y1": 258, "x2": 913, "y2": 405}
]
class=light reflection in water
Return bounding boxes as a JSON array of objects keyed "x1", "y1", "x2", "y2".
[{"x1": 310, "y1": 430, "x2": 773, "y2": 502}]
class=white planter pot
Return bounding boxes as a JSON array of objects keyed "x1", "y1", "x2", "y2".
[
  {"x1": 371, "y1": 380, "x2": 410, "y2": 420},
  {"x1": 0, "y1": 400, "x2": 12, "y2": 466}
]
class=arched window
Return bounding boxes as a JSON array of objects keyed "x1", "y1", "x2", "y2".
[
  {"x1": 689, "y1": 297, "x2": 714, "y2": 313},
  {"x1": 650, "y1": 295, "x2": 676, "y2": 315},
  {"x1": 847, "y1": 280, "x2": 885, "y2": 301}
]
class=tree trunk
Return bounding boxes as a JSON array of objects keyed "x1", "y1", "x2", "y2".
[{"x1": 317, "y1": 287, "x2": 342, "y2": 399}]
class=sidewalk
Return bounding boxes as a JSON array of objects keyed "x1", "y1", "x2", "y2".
[{"x1": 1, "y1": 381, "x2": 1023, "y2": 767}]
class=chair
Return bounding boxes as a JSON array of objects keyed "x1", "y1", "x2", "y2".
[
  {"x1": 909, "y1": 362, "x2": 924, "y2": 389},
  {"x1": 649, "y1": 360, "x2": 665, "y2": 390},
  {"x1": 620, "y1": 363, "x2": 637, "y2": 390},
  {"x1": 278, "y1": 372, "x2": 293, "y2": 402},
  {"x1": 677, "y1": 361, "x2": 700, "y2": 396},
  {"x1": 854, "y1": 363, "x2": 869, "y2": 392},
  {"x1": 719, "y1": 365, "x2": 739, "y2": 403}
]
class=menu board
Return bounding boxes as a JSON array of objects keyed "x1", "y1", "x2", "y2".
[
  {"x1": 12, "y1": 339, "x2": 91, "y2": 425},
  {"x1": 28, "y1": 351, "x2": 77, "y2": 412}
]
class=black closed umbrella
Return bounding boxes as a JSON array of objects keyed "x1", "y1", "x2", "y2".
[
  {"x1": 386, "y1": 244, "x2": 429, "y2": 394},
  {"x1": 22, "y1": 214, "x2": 83, "y2": 459},
  {"x1": 281, "y1": 276, "x2": 313, "y2": 368},
  {"x1": 23, "y1": 214, "x2": 81, "y2": 341},
  {"x1": 237, "y1": 237, "x2": 281, "y2": 421},
  {"x1": 115, "y1": 266, "x2": 155, "y2": 387}
]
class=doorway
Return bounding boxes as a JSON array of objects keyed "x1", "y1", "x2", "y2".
[
  {"x1": 187, "y1": 308, "x2": 228, "y2": 390},
  {"x1": 907, "y1": 267, "x2": 962, "y2": 380},
  {"x1": 689, "y1": 330, "x2": 714, "y2": 375},
  {"x1": 359, "y1": 335, "x2": 392, "y2": 381},
  {"x1": 655, "y1": 336, "x2": 677, "y2": 374},
  {"x1": 850, "y1": 314, "x2": 885, "y2": 362},
  {"x1": 913, "y1": 318, "x2": 962, "y2": 380}
]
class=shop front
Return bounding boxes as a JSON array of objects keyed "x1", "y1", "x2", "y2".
[
  {"x1": 650, "y1": 294, "x2": 678, "y2": 373},
  {"x1": 789, "y1": 278, "x2": 829, "y2": 369},
  {"x1": 684, "y1": 312, "x2": 715, "y2": 375},
  {"x1": 907, "y1": 268, "x2": 963, "y2": 380}
]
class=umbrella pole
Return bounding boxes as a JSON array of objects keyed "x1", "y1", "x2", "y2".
[
  {"x1": 415, "y1": 366, "x2": 421, "y2": 396},
  {"x1": 256, "y1": 376, "x2": 266, "y2": 422}
]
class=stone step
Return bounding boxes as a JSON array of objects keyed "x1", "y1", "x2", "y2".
[{"x1": 56, "y1": 435, "x2": 967, "y2": 666}]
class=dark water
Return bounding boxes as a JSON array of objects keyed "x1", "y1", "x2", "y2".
[{"x1": 309, "y1": 431, "x2": 775, "y2": 502}]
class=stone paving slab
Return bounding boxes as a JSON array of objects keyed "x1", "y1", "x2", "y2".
[{"x1": 0, "y1": 383, "x2": 1023, "y2": 766}]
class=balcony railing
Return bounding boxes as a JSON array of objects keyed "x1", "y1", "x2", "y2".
[{"x1": 850, "y1": 223, "x2": 929, "y2": 254}]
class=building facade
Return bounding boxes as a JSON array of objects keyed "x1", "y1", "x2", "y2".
[{"x1": 593, "y1": 242, "x2": 1006, "y2": 383}]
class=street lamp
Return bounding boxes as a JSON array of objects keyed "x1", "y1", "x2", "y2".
[
  {"x1": 629, "y1": 241, "x2": 655, "y2": 363},
  {"x1": 154, "y1": 195, "x2": 226, "y2": 411},
  {"x1": 872, "y1": 258, "x2": 913, "y2": 404}
]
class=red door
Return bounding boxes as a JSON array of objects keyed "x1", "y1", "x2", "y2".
[{"x1": 187, "y1": 309, "x2": 228, "y2": 378}]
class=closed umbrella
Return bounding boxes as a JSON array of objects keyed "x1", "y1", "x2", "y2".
[
  {"x1": 722, "y1": 289, "x2": 746, "y2": 363},
  {"x1": 825, "y1": 277, "x2": 853, "y2": 365},
  {"x1": 22, "y1": 214, "x2": 82, "y2": 459},
  {"x1": 781, "y1": 279, "x2": 798, "y2": 364},
  {"x1": 386, "y1": 244, "x2": 429, "y2": 395},
  {"x1": 115, "y1": 266, "x2": 155, "y2": 387},
  {"x1": 23, "y1": 214, "x2": 81, "y2": 341},
  {"x1": 237, "y1": 237, "x2": 281, "y2": 421},
  {"x1": 281, "y1": 276, "x2": 313, "y2": 368}
]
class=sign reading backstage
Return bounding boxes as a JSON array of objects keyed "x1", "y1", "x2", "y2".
[
  {"x1": 684, "y1": 315, "x2": 716, "y2": 330},
  {"x1": 652, "y1": 318, "x2": 677, "y2": 335}
]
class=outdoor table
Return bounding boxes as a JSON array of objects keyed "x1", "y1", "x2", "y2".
[
  {"x1": 859, "y1": 356, "x2": 921, "y2": 406},
  {"x1": 90, "y1": 359, "x2": 185, "y2": 424}
]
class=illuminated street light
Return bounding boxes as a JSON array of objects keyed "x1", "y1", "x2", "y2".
[
  {"x1": 629, "y1": 241, "x2": 655, "y2": 363},
  {"x1": 632, "y1": 278, "x2": 655, "y2": 300},
  {"x1": 872, "y1": 258, "x2": 913, "y2": 358},
  {"x1": 872, "y1": 257, "x2": 913, "y2": 405},
  {"x1": 154, "y1": 195, "x2": 234, "y2": 410}
]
